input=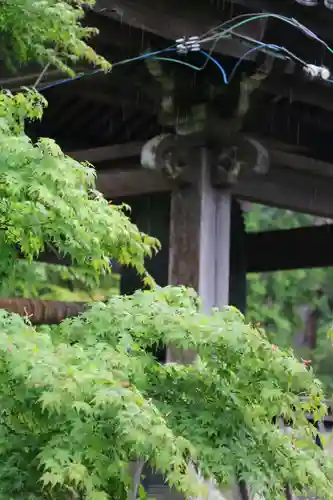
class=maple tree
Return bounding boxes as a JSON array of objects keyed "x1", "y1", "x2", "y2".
[
  {"x1": 246, "y1": 205, "x2": 333, "y2": 392},
  {"x1": 0, "y1": 1, "x2": 333, "y2": 499}
]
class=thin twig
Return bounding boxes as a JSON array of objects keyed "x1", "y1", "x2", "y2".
[{"x1": 34, "y1": 63, "x2": 50, "y2": 88}]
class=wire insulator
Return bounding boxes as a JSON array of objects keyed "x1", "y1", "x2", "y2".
[
  {"x1": 303, "y1": 64, "x2": 331, "y2": 81},
  {"x1": 175, "y1": 36, "x2": 200, "y2": 54}
]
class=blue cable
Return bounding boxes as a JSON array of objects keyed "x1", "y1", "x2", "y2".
[
  {"x1": 35, "y1": 42, "x2": 332, "y2": 93},
  {"x1": 38, "y1": 69, "x2": 100, "y2": 91},
  {"x1": 113, "y1": 47, "x2": 174, "y2": 67},
  {"x1": 37, "y1": 48, "x2": 174, "y2": 92},
  {"x1": 227, "y1": 43, "x2": 281, "y2": 83},
  {"x1": 38, "y1": 47, "x2": 228, "y2": 92},
  {"x1": 199, "y1": 50, "x2": 228, "y2": 84},
  {"x1": 227, "y1": 42, "x2": 308, "y2": 84}
]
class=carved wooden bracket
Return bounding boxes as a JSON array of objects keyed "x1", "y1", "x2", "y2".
[
  {"x1": 141, "y1": 133, "x2": 204, "y2": 182},
  {"x1": 212, "y1": 135, "x2": 270, "y2": 186}
]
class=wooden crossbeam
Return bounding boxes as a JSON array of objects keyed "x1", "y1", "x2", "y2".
[
  {"x1": 230, "y1": 165, "x2": 333, "y2": 218},
  {"x1": 31, "y1": 224, "x2": 333, "y2": 273},
  {"x1": 247, "y1": 224, "x2": 333, "y2": 273},
  {"x1": 95, "y1": 0, "x2": 267, "y2": 60},
  {"x1": 77, "y1": 145, "x2": 333, "y2": 217},
  {"x1": 67, "y1": 140, "x2": 333, "y2": 177},
  {"x1": 68, "y1": 141, "x2": 143, "y2": 163},
  {"x1": 96, "y1": 168, "x2": 173, "y2": 199}
]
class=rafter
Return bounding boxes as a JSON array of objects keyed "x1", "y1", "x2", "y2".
[{"x1": 229, "y1": 0, "x2": 333, "y2": 43}]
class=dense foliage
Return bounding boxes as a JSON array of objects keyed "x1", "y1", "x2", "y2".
[
  {"x1": 246, "y1": 205, "x2": 333, "y2": 392},
  {"x1": 0, "y1": 90, "x2": 158, "y2": 287},
  {"x1": 1, "y1": 1, "x2": 333, "y2": 499},
  {"x1": 1, "y1": 287, "x2": 333, "y2": 500},
  {"x1": 0, "y1": 0, "x2": 109, "y2": 73},
  {"x1": 0, "y1": 259, "x2": 120, "y2": 302}
]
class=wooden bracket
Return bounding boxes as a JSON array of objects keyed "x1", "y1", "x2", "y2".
[
  {"x1": 212, "y1": 135, "x2": 270, "y2": 186},
  {"x1": 141, "y1": 133, "x2": 204, "y2": 182}
]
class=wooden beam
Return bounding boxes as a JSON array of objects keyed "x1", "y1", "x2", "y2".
[
  {"x1": 92, "y1": 143, "x2": 333, "y2": 216},
  {"x1": 94, "y1": 165, "x2": 333, "y2": 216},
  {"x1": 0, "y1": 62, "x2": 88, "y2": 91},
  {"x1": 270, "y1": 149, "x2": 333, "y2": 178},
  {"x1": 0, "y1": 67, "x2": 68, "y2": 90},
  {"x1": 68, "y1": 140, "x2": 333, "y2": 176},
  {"x1": 229, "y1": 166, "x2": 333, "y2": 218},
  {"x1": 96, "y1": 168, "x2": 173, "y2": 199},
  {"x1": 247, "y1": 224, "x2": 333, "y2": 273},
  {"x1": 230, "y1": 0, "x2": 333, "y2": 44},
  {"x1": 0, "y1": 298, "x2": 87, "y2": 325},
  {"x1": 262, "y1": 76, "x2": 333, "y2": 114},
  {"x1": 68, "y1": 141, "x2": 143, "y2": 163},
  {"x1": 95, "y1": 0, "x2": 267, "y2": 59}
]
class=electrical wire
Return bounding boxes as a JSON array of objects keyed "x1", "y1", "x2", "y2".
[
  {"x1": 199, "y1": 50, "x2": 228, "y2": 84},
  {"x1": 200, "y1": 12, "x2": 326, "y2": 46},
  {"x1": 155, "y1": 50, "x2": 229, "y2": 82},
  {"x1": 228, "y1": 42, "x2": 308, "y2": 84},
  {"x1": 38, "y1": 70, "x2": 99, "y2": 92},
  {"x1": 200, "y1": 12, "x2": 310, "y2": 41},
  {"x1": 199, "y1": 12, "x2": 333, "y2": 69},
  {"x1": 31, "y1": 17, "x2": 333, "y2": 94},
  {"x1": 36, "y1": 42, "x2": 313, "y2": 95},
  {"x1": 152, "y1": 41, "x2": 304, "y2": 85},
  {"x1": 227, "y1": 43, "x2": 276, "y2": 83},
  {"x1": 37, "y1": 48, "x2": 174, "y2": 92},
  {"x1": 153, "y1": 56, "x2": 203, "y2": 71}
]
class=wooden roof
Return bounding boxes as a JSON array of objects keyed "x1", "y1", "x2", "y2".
[{"x1": 2, "y1": 0, "x2": 333, "y2": 217}]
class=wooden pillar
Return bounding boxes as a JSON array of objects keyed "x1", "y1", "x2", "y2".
[
  {"x1": 167, "y1": 148, "x2": 231, "y2": 365},
  {"x1": 168, "y1": 147, "x2": 231, "y2": 310},
  {"x1": 120, "y1": 151, "x2": 247, "y2": 499},
  {"x1": 168, "y1": 148, "x2": 249, "y2": 500}
]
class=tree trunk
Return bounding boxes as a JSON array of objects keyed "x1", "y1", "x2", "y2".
[{"x1": 294, "y1": 305, "x2": 318, "y2": 350}]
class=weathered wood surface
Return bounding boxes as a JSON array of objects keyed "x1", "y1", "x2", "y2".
[
  {"x1": 90, "y1": 150, "x2": 333, "y2": 218},
  {"x1": 262, "y1": 75, "x2": 333, "y2": 114},
  {"x1": 97, "y1": 168, "x2": 174, "y2": 199},
  {"x1": 168, "y1": 148, "x2": 231, "y2": 308},
  {"x1": 69, "y1": 141, "x2": 143, "y2": 163},
  {"x1": 167, "y1": 147, "x2": 231, "y2": 362},
  {"x1": 228, "y1": 166, "x2": 333, "y2": 218},
  {"x1": 0, "y1": 298, "x2": 87, "y2": 325},
  {"x1": 67, "y1": 138, "x2": 333, "y2": 177}
]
